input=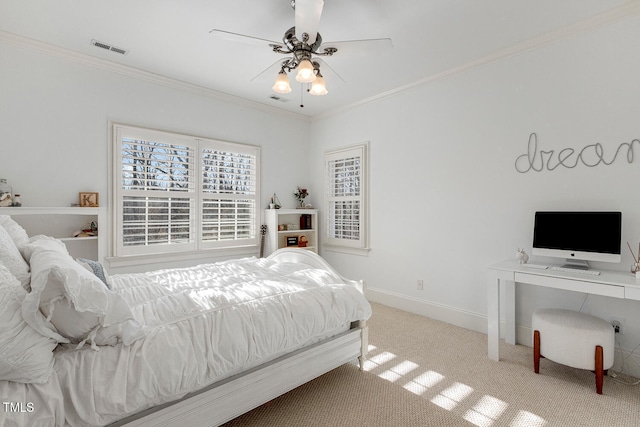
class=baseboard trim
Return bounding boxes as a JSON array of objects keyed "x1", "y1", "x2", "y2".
[
  {"x1": 365, "y1": 287, "x2": 487, "y2": 335},
  {"x1": 366, "y1": 287, "x2": 640, "y2": 379}
]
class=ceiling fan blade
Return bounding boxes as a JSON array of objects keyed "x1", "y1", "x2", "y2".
[
  {"x1": 210, "y1": 29, "x2": 282, "y2": 48},
  {"x1": 314, "y1": 58, "x2": 345, "y2": 83},
  {"x1": 295, "y1": 0, "x2": 324, "y2": 44},
  {"x1": 250, "y1": 59, "x2": 287, "y2": 83},
  {"x1": 321, "y1": 38, "x2": 393, "y2": 56}
]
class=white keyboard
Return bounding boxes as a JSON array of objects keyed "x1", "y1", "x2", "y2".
[
  {"x1": 549, "y1": 266, "x2": 601, "y2": 276},
  {"x1": 522, "y1": 264, "x2": 548, "y2": 270}
]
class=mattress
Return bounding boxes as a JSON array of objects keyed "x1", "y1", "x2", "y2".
[{"x1": 0, "y1": 256, "x2": 371, "y2": 427}]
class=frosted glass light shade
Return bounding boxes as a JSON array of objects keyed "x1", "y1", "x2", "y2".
[
  {"x1": 272, "y1": 71, "x2": 292, "y2": 93},
  {"x1": 295, "y1": 59, "x2": 316, "y2": 83},
  {"x1": 309, "y1": 75, "x2": 328, "y2": 96}
]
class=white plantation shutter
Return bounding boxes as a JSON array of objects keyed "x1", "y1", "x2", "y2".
[
  {"x1": 324, "y1": 143, "x2": 369, "y2": 252},
  {"x1": 200, "y1": 144, "x2": 258, "y2": 248},
  {"x1": 122, "y1": 196, "x2": 193, "y2": 248},
  {"x1": 113, "y1": 124, "x2": 260, "y2": 258},
  {"x1": 119, "y1": 136, "x2": 196, "y2": 254}
]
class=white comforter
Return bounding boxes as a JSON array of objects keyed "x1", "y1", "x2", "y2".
[{"x1": 0, "y1": 257, "x2": 371, "y2": 427}]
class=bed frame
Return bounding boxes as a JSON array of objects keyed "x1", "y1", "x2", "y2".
[{"x1": 112, "y1": 248, "x2": 369, "y2": 427}]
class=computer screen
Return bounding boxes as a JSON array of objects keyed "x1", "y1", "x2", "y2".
[{"x1": 532, "y1": 211, "x2": 622, "y2": 264}]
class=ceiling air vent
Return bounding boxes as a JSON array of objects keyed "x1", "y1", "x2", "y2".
[
  {"x1": 269, "y1": 95, "x2": 290, "y2": 102},
  {"x1": 91, "y1": 39, "x2": 128, "y2": 55}
]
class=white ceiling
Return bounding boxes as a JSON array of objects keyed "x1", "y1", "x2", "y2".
[{"x1": 0, "y1": 0, "x2": 634, "y2": 117}]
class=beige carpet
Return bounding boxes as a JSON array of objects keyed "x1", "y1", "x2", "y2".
[{"x1": 222, "y1": 303, "x2": 640, "y2": 426}]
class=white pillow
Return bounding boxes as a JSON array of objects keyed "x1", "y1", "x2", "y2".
[
  {"x1": 22, "y1": 234, "x2": 66, "y2": 260},
  {"x1": 21, "y1": 237, "x2": 145, "y2": 349},
  {"x1": 0, "y1": 262, "x2": 58, "y2": 383},
  {"x1": 0, "y1": 215, "x2": 30, "y2": 248},
  {"x1": 0, "y1": 224, "x2": 30, "y2": 289}
]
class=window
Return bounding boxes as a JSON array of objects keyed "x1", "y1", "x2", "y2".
[
  {"x1": 324, "y1": 142, "x2": 369, "y2": 255},
  {"x1": 111, "y1": 124, "x2": 260, "y2": 259}
]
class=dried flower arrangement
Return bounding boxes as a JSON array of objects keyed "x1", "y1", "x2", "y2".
[{"x1": 294, "y1": 187, "x2": 309, "y2": 208}]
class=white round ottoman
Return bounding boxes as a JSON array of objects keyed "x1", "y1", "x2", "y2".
[{"x1": 532, "y1": 308, "x2": 614, "y2": 394}]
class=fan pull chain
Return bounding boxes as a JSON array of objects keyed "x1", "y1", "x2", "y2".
[{"x1": 300, "y1": 83, "x2": 304, "y2": 108}]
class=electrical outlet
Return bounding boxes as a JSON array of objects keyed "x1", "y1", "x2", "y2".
[
  {"x1": 611, "y1": 317, "x2": 625, "y2": 335},
  {"x1": 611, "y1": 320, "x2": 621, "y2": 334},
  {"x1": 417, "y1": 280, "x2": 424, "y2": 291}
]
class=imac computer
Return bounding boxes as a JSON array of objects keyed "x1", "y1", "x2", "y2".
[{"x1": 532, "y1": 211, "x2": 622, "y2": 270}]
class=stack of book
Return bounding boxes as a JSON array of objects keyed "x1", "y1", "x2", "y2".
[{"x1": 300, "y1": 214, "x2": 312, "y2": 230}]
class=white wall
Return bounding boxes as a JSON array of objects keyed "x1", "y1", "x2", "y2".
[
  {"x1": 2, "y1": 15, "x2": 640, "y2": 376},
  {"x1": 309, "y1": 17, "x2": 640, "y2": 375},
  {"x1": 0, "y1": 41, "x2": 311, "y2": 272}
]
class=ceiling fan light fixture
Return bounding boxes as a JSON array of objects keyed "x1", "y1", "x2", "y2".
[
  {"x1": 272, "y1": 70, "x2": 292, "y2": 93},
  {"x1": 309, "y1": 74, "x2": 328, "y2": 96},
  {"x1": 295, "y1": 59, "x2": 316, "y2": 83}
]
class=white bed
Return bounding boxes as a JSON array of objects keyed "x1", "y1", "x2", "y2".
[{"x1": 0, "y1": 215, "x2": 371, "y2": 427}]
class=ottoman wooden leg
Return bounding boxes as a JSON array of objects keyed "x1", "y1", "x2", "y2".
[
  {"x1": 534, "y1": 330, "x2": 541, "y2": 374},
  {"x1": 595, "y1": 345, "x2": 604, "y2": 395}
]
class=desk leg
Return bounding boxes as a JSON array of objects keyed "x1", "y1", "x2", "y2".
[
  {"x1": 487, "y1": 272, "x2": 500, "y2": 361},
  {"x1": 504, "y1": 279, "x2": 516, "y2": 345}
]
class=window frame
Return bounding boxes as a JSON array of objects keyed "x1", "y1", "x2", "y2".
[
  {"x1": 323, "y1": 142, "x2": 370, "y2": 256},
  {"x1": 109, "y1": 123, "x2": 260, "y2": 264}
]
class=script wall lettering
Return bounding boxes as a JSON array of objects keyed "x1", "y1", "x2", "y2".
[{"x1": 515, "y1": 133, "x2": 640, "y2": 173}]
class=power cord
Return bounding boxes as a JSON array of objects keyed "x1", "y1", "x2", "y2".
[
  {"x1": 573, "y1": 294, "x2": 640, "y2": 385},
  {"x1": 609, "y1": 338, "x2": 640, "y2": 386}
]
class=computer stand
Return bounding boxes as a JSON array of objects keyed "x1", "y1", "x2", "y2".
[{"x1": 561, "y1": 259, "x2": 590, "y2": 270}]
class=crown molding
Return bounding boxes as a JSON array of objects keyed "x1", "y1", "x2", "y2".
[
  {"x1": 313, "y1": 0, "x2": 640, "y2": 121},
  {"x1": 0, "y1": 30, "x2": 310, "y2": 122}
]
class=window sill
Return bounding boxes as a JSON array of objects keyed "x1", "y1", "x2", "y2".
[
  {"x1": 106, "y1": 246, "x2": 259, "y2": 269},
  {"x1": 322, "y1": 245, "x2": 370, "y2": 257}
]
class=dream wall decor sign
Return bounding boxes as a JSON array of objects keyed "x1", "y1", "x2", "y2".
[{"x1": 515, "y1": 133, "x2": 640, "y2": 173}]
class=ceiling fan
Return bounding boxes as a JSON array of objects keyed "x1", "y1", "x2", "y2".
[{"x1": 210, "y1": 0, "x2": 392, "y2": 105}]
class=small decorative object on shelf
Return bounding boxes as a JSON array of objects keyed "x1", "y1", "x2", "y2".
[
  {"x1": 79, "y1": 192, "x2": 99, "y2": 207},
  {"x1": 11, "y1": 194, "x2": 22, "y2": 207},
  {"x1": 294, "y1": 187, "x2": 309, "y2": 208},
  {"x1": 269, "y1": 193, "x2": 281, "y2": 209},
  {"x1": 516, "y1": 248, "x2": 529, "y2": 264},
  {"x1": 298, "y1": 235, "x2": 308, "y2": 247},
  {"x1": 73, "y1": 221, "x2": 98, "y2": 238},
  {"x1": 0, "y1": 178, "x2": 13, "y2": 207}
]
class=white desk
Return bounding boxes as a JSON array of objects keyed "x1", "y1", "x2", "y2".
[{"x1": 487, "y1": 260, "x2": 640, "y2": 361}]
